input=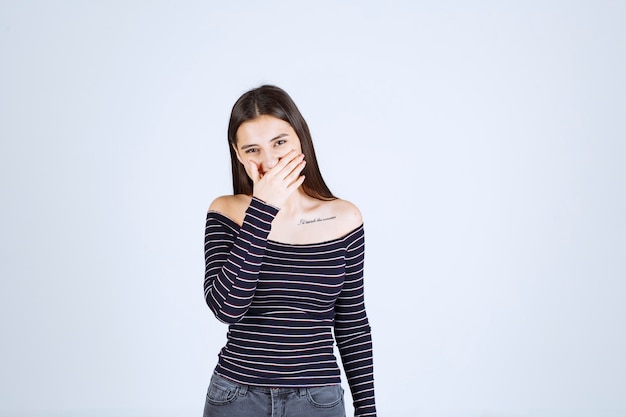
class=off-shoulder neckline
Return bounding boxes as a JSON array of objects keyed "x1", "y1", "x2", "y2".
[{"x1": 207, "y1": 210, "x2": 363, "y2": 246}]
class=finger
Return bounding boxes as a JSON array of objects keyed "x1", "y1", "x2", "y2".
[
  {"x1": 248, "y1": 161, "x2": 261, "y2": 183},
  {"x1": 286, "y1": 174, "x2": 306, "y2": 193},
  {"x1": 277, "y1": 153, "x2": 305, "y2": 179},
  {"x1": 283, "y1": 159, "x2": 306, "y2": 182},
  {"x1": 267, "y1": 150, "x2": 299, "y2": 176}
]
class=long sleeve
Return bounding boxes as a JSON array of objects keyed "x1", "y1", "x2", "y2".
[
  {"x1": 204, "y1": 197, "x2": 279, "y2": 324},
  {"x1": 334, "y1": 227, "x2": 377, "y2": 417}
]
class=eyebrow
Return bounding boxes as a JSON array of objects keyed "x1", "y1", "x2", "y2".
[{"x1": 240, "y1": 133, "x2": 289, "y2": 150}]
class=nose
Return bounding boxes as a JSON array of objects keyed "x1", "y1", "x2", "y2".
[{"x1": 262, "y1": 156, "x2": 278, "y2": 172}]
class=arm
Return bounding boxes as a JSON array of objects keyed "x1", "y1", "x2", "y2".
[
  {"x1": 203, "y1": 197, "x2": 279, "y2": 323},
  {"x1": 334, "y1": 227, "x2": 377, "y2": 417}
]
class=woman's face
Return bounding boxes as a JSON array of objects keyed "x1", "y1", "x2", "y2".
[{"x1": 234, "y1": 115, "x2": 303, "y2": 179}]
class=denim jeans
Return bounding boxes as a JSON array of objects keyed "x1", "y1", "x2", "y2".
[{"x1": 203, "y1": 373, "x2": 346, "y2": 417}]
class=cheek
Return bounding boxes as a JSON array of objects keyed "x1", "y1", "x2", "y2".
[
  {"x1": 238, "y1": 154, "x2": 261, "y2": 178},
  {"x1": 239, "y1": 156, "x2": 253, "y2": 173},
  {"x1": 237, "y1": 151, "x2": 253, "y2": 165},
  {"x1": 234, "y1": 151, "x2": 249, "y2": 169},
  {"x1": 278, "y1": 149, "x2": 293, "y2": 160},
  {"x1": 279, "y1": 144, "x2": 302, "y2": 159}
]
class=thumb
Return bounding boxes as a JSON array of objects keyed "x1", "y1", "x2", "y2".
[{"x1": 248, "y1": 161, "x2": 261, "y2": 183}]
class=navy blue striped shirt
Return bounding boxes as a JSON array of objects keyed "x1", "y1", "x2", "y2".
[{"x1": 204, "y1": 197, "x2": 376, "y2": 416}]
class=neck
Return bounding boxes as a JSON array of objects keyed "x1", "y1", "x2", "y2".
[{"x1": 278, "y1": 188, "x2": 310, "y2": 215}]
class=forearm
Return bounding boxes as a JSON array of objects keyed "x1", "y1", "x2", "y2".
[
  {"x1": 204, "y1": 197, "x2": 278, "y2": 323},
  {"x1": 336, "y1": 318, "x2": 376, "y2": 417},
  {"x1": 335, "y1": 226, "x2": 376, "y2": 416}
]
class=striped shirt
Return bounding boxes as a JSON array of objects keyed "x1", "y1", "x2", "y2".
[{"x1": 204, "y1": 197, "x2": 376, "y2": 417}]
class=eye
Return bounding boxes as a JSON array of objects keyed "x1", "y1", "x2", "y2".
[
  {"x1": 244, "y1": 147, "x2": 259, "y2": 154},
  {"x1": 274, "y1": 139, "x2": 287, "y2": 147}
]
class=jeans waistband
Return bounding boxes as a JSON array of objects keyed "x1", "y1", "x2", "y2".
[{"x1": 214, "y1": 373, "x2": 308, "y2": 396}]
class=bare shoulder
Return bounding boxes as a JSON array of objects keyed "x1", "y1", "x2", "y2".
[
  {"x1": 330, "y1": 198, "x2": 362, "y2": 221},
  {"x1": 208, "y1": 194, "x2": 252, "y2": 226},
  {"x1": 325, "y1": 198, "x2": 363, "y2": 232}
]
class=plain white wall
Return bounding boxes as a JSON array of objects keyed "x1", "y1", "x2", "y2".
[{"x1": 1, "y1": 1, "x2": 625, "y2": 416}]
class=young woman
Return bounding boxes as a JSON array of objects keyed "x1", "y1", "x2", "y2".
[{"x1": 203, "y1": 85, "x2": 376, "y2": 417}]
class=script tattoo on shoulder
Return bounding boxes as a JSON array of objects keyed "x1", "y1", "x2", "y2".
[{"x1": 298, "y1": 216, "x2": 337, "y2": 226}]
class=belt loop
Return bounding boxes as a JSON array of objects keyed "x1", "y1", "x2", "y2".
[
  {"x1": 298, "y1": 387, "x2": 307, "y2": 397},
  {"x1": 238, "y1": 383, "x2": 248, "y2": 396}
]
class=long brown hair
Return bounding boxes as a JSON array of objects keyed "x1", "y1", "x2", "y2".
[{"x1": 227, "y1": 85, "x2": 335, "y2": 200}]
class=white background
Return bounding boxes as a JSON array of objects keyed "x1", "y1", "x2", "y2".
[{"x1": 1, "y1": 1, "x2": 625, "y2": 416}]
